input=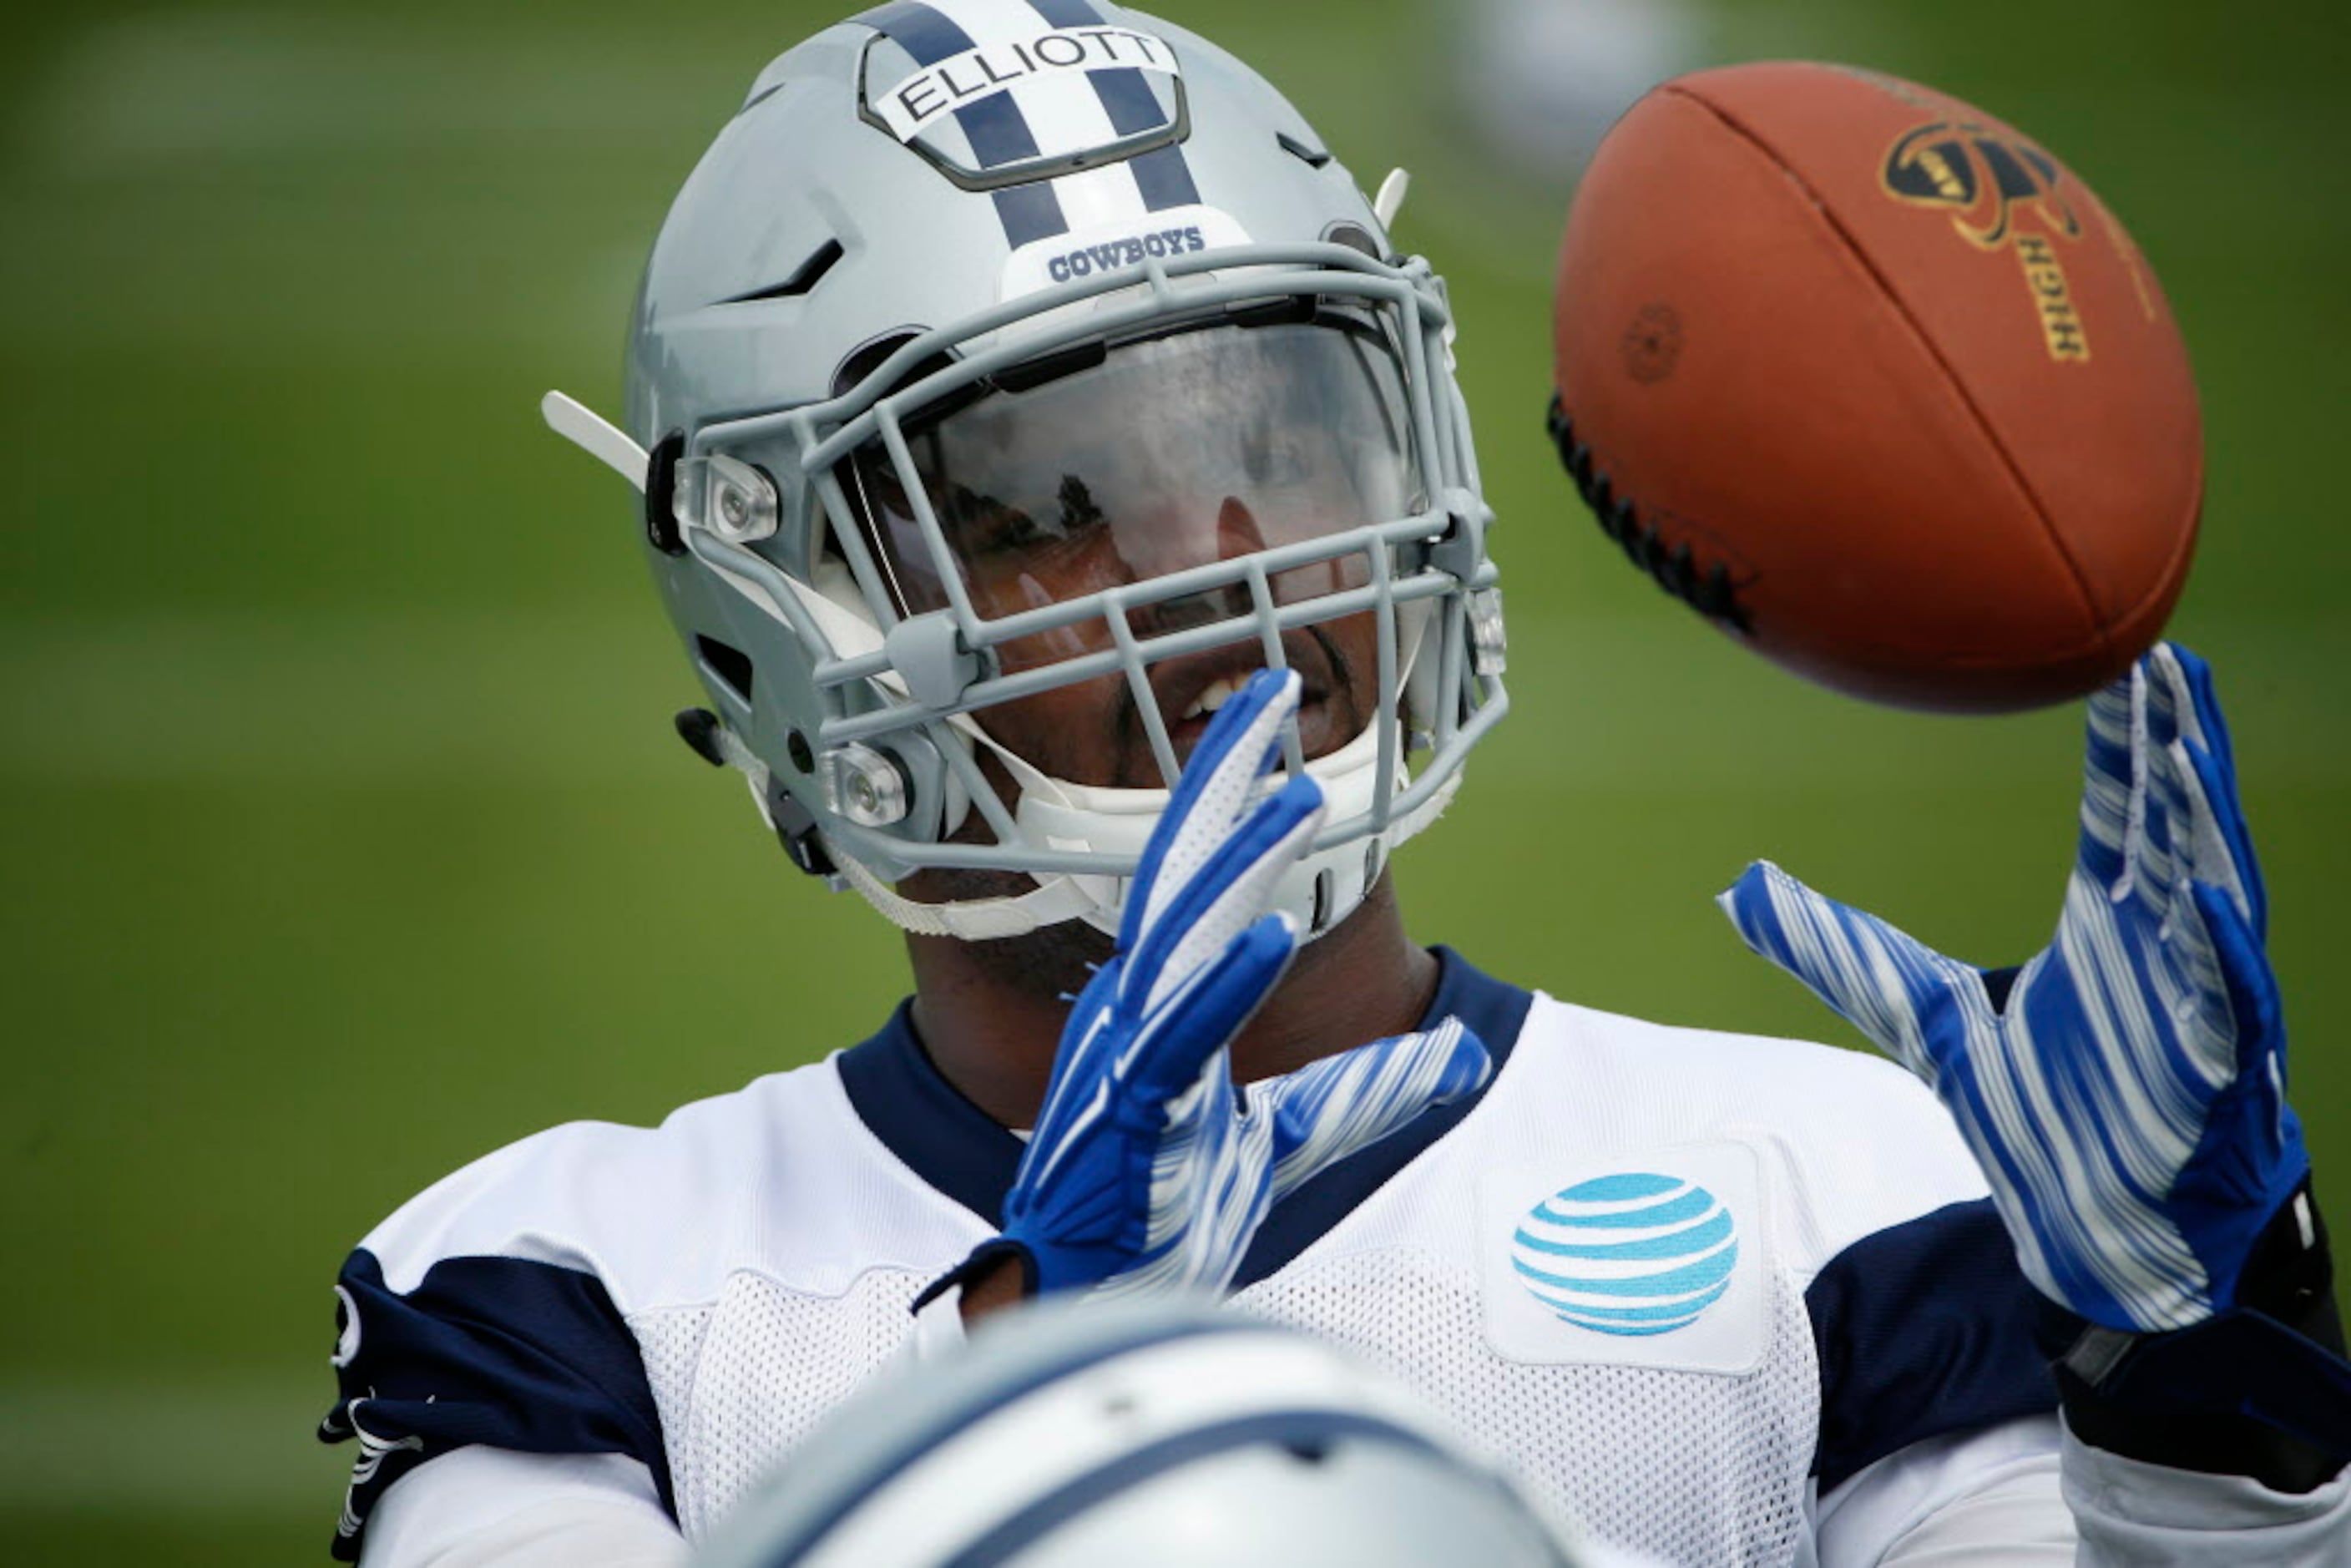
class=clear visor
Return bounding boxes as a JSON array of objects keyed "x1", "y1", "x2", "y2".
[{"x1": 848, "y1": 317, "x2": 1423, "y2": 669}]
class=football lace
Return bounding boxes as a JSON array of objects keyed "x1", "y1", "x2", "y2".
[{"x1": 1544, "y1": 393, "x2": 1752, "y2": 635}]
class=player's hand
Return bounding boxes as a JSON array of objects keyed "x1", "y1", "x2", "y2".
[
  {"x1": 937, "y1": 668, "x2": 1490, "y2": 1306},
  {"x1": 1719, "y1": 643, "x2": 2305, "y2": 1333}
]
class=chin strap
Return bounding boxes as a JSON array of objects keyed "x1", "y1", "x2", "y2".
[
  {"x1": 705, "y1": 715, "x2": 1113, "y2": 940},
  {"x1": 713, "y1": 707, "x2": 1460, "y2": 945},
  {"x1": 829, "y1": 851, "x2": 1103, "y2": 942}
]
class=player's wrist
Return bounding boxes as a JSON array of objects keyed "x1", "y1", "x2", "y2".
[
  {"x1": 2232, "y1": 1179, "x2": 2339, "y2": 1342},
  {"x1": 913, "y1": 1240, "x2": 1039, "y2": 1328},
  {"x1": 954, "y1": 1249, "x2": 1035, "y2": 1325},
  {"x1": 2044, "y1": 1180, "x2": 2348, "y2": 1494}
]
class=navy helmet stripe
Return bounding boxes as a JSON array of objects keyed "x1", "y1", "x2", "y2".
[
  {"x1": 956, "y1": 1413, "x2": 1454, "y2": 1568},
  {"x1": 1126, "y1": 143, "x2": 1201, "y2": 211},
  {"x1": 1017, "y1": 0, "x2": 1165, "y2": 139},
  {"x1": 958, "y1": 90, "x2": 1043, "y2": 169},
  {"x1": 859, "y1": 2, "x2": 1069, "y2": 245},
  {"x1": 1019, "y1": 0, "x2": 1200, "y2": 210},
  {"x1": 993, "y1": 184, "x2": 1069, "y2": 247},
  {"x1": 1088, "y1": 67, "x2": 1165, "y2": 137},
  {"x1": 1022, "y1": 0, "x2": 1103, "y2": 24},
  {"x1": 856, "y1": 0, "x2": 974, "y2": 64}
]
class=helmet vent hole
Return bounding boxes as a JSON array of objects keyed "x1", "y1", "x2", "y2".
[
  {"x1": 718, "y1": 237, "x2": 845, "y2": 306},
  {"x1": 1276, "y1": 130, "x2": 1332, "y2": 169},
  {"x1": 832, "y1": 330, "x2": 944, "y2": 400},
  {"x1": 695, "y1": 635, "x2": 756, "y2": 703},
  {"x1": 990, "y1": 340, "x2": 1108, "y2": 395}
]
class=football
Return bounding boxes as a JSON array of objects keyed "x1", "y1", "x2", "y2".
[{"x1": 1548, "y1": 63, "x2": 2202, "y2": 712}]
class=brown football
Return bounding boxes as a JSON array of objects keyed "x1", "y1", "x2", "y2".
[{"x1": 1548, "y1": 62, "x2": 2201, "y2": 712}]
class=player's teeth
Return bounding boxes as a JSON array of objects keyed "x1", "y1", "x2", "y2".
[{"x1": 1181, "y1": 676, "x2": 1243, "y2": 724}]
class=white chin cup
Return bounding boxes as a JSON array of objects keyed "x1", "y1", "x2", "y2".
[{"x1": 1003, "y1": 719, "x2": 1445, "y2": 941}]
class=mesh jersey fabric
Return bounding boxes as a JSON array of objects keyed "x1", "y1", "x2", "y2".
[
  {"x1": 324, "y1": 952, "x2": 2051, "y2": 1566},
  {"x1": 1237, "y1": 1250, "x2": 1818, "y2": 1562}
]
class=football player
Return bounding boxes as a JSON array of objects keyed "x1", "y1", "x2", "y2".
[{"x1": 318, "y1": 3, "x2": 2351, "y2": 1565}]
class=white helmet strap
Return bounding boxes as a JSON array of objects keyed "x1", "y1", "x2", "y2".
[{"x1": 829, "y1": 853, "x2": 1101, "y2": 943}]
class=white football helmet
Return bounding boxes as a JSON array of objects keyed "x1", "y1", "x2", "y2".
[
  {"x1": 547, "y1": 0, "x2": 1506, "y2": 940},
  {"x1": 690, "y1": 1300, "x2": 1593, "y2": 1568}
]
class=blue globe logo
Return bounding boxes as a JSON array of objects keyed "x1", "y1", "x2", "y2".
[{"x1": 1511, "y1": 1172, "x2": 1738, "y2": 1337}]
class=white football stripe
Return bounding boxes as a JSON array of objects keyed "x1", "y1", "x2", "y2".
[
  {"x1": 1009, "y1": 63, "x2": 1120, "y2": 159},
  {"x1": 1049, "y1": 159, "x2": 1151, "y2": 230}
]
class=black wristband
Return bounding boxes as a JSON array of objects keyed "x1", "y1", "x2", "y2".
[
  {"x1": 2049, "y1": 1180, "x2": 2348, "y2": 1494},
  {"x1": 911, "y1": 1239, "x2": 1039, "y2": 1317}
]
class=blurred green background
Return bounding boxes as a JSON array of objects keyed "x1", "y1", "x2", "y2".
[{"x1": 1, "y1": 0, "x2": 2341, "y2": 1559}]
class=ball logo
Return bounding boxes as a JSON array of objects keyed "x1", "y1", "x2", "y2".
[
  {"x1": 1511, "y1": 1172, "x2": 1738, "y2": 1337},
  {"x1": 1881, "y1": 121, "x2": 2079, "y2": 250},
  {"x1": 1880, "y1": 120, "x2": 2090, "y2": 363}
]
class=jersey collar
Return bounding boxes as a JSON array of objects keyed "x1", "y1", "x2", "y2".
[{"x1": 834, "y1": 947, "x2": 1533, "y2": 1281}]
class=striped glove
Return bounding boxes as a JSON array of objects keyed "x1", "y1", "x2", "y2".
[
  {"x1": 945, "y1": 668, "x2": 1489, "y2": 1302},
  {"x1": 1721, "y1": 644, "x2": 2306, "y2": 1333}
]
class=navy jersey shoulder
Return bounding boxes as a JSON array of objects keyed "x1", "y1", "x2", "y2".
[
  {"x1": 321, "y1": 1247, "x2": 673, "y2": 1559},
  {"x1": 1507, "y1": 999, "x2": 2059, "y2": 1486},
  {"x1": 1805, "y1": 1199, "x2": 2056, "y2": 1490},
  {"x1": 316, "y1": 1048, "x2": 904, "y2": 1560}
]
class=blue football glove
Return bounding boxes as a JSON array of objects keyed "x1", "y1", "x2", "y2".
[
  {"x1": 948, "y1": 668, "x2": 1490, "y2": 1303},
  {"x1": 1721, "y1": 643, "x2": 2306, "y2": 1334}
]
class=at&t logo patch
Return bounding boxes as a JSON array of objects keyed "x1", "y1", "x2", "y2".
[
  {"x1": 1481, "y1": 1144, "x2": 1766, "y2": 1373},
  {"x1": 1511, "y1": 1172, "x2": 1737, "y2": 1336}
]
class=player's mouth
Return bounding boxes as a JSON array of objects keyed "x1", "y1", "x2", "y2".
[{"x1": 1143, "y1": 635, "x2": 1352, "y2": 776}]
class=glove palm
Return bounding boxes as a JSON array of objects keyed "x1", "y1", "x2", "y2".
[{"x1": 1722, "y1": 644, "x2": 2304, "y2": 1332}]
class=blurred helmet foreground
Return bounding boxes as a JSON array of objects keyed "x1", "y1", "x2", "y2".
[{"x1": 691, "y1": 1299, "x2": 1592, "y2": 1568}]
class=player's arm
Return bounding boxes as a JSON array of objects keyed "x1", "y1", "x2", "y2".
[
  {"x1": 354, "y1": 1449, "x2": 682, "y2": 1568},
  {"x1": 1823, "y1": 1404, "x2": 2346, "y2": 1565},
  {"x1": 1723, "y1": 644, "x2": 2351, "y2": 1557},
  {"x1": 318, "y1": 1125, "x2": 690, "y2": 1564},
  {"x1": 321, "y1": 1242, "x2": 687, "y2": 1566}
]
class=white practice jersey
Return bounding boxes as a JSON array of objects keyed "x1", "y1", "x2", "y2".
[{"x1": 319, "y1": 951, "x2": 2344, "y2": 1565}]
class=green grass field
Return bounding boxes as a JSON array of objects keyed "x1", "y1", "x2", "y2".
[{"x1": 3, "y1": 0, "x2": 2343, "y2": 1559}]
